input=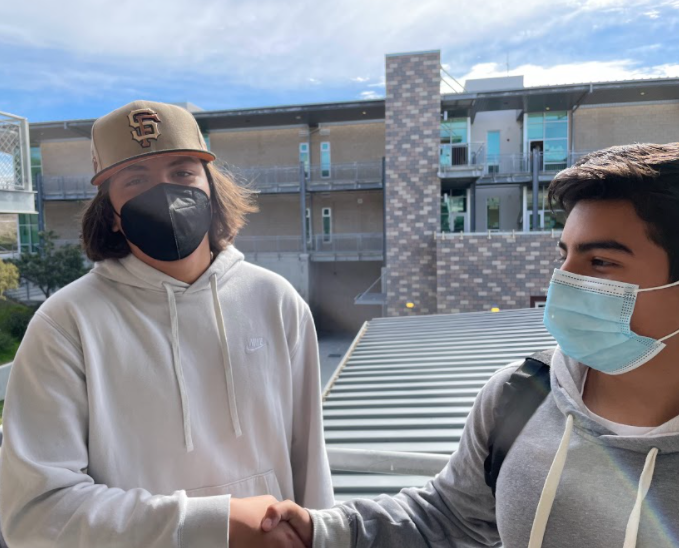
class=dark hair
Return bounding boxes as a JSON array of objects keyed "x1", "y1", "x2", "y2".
[
  {"x1": 548, "y1": 143, "x2": 679, "y2": 281},
  {"x1": 81, "y1": 161, "x2": 257, "y2": 262}
]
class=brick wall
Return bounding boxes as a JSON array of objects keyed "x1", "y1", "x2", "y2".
[
  {"x1": 209, "y1": 128, "x2": 303, "y2": 168},
  {"x1": 310, "y1": 122, "x2": 385, "y2": 164},
  {"x1": 41, "y1": 140, "x2": 93, "y2": 177},
  {"x1": 573, "y1": 102, "x2": 679, "y2": 151},
  {"x1": 384, "y1": 51, "x2": 441, "y2": 317},
  {"x1": 436, "y1": 232, "x2": 560, "y2": 314}
]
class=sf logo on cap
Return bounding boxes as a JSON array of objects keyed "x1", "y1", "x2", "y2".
[{"x1": 128, "y1": 108, "x2": 161, "y2": 148}]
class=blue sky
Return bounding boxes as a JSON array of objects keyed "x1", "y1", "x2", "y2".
[{"x1": 1, "y1": 0, "x2": 678, "y2": 122}]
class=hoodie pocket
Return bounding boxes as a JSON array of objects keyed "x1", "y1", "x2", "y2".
[{"x1": 185, "y1": 469, "x2": 283, "y2": 500}]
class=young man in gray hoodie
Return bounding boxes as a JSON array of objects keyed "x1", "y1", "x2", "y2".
[{"x1": 256, "y1": 142, "x2": 679, "y2": 548}]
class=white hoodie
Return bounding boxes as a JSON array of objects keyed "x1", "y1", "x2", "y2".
[{"x1": 0, "y1": 246, "x2": 334, "y2": 547}]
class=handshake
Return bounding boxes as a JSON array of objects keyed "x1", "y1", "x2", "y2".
[{"x1": 229, "y1": 496, "x2": 314, "y2": 548}]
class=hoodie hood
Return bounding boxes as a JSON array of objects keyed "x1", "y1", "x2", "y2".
[
  {"x1": 550, "y1": 346, "x2": 679, "y2": 454},
  {"x1": 91, "y1": 246, "x2": 246, "y2": 451},
  {"x1": 92, "y1": 245, "x2": 244, "y2": 294}
]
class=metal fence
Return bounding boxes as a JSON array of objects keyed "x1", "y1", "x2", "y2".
[
  {"x1": 235, "y1": 233, "x2": 384, "y2": 255},
  {"x1": 439, "y1": 150, "x2": 592, "y2": 178},
  {"x1": 41, "y1": 175, "x2": 96, "y2": 200},
  {"x1": 236, "y1": 161, "x2": 383, "y2": 192},
  {"x1": 0, "y1": 111, "x2": 31, "y2": 191},
  {"x1": 311, "y1": 233, "x2": 383, "y2": 254}
]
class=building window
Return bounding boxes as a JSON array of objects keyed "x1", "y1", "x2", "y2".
[
  {"x1": 527, "y1": 111, "x2": 568, "y2": 171},
  {"x1": 487, "y1": 131, "x2": 500, "y2": 174},
  {"x1": 18, "y1": 213, "x2": 39, "y2": 253},
  {"x1": 487, "y1": 198, "x2": 500, "y2": 230},
  {"x1": 530, "y1": 296, "x2": 547, "y2": 308},
  {"x1": 299, "y1": 143, "x2": 310, "y2": 177},
  {"x1": 322, "y1": 207, "x2": 332, "y2": 243},
  {"x1": 305, "y1": 207, "x2": 312, "y2": 245},
  {"x1": 30, "y1": 146, "x2": 42, "y2": 184},
  {"x1": 525, "y1": 186, "x2": 566, "y2": 231},
  {"x1": 441, "y1": 190, "x2": 468, "y2": 233},
  {"x1": 440, "y1": 116, "x2": 469, "y2": 167},
  {"x1": 320, "y1": 142, "x2": 331, "y2": 178}
]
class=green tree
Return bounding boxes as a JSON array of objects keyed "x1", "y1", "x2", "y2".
[
  {"x1": 12, "y1": 231, "x2": 89, "y2": 299},
  {"x1": 0, "y1": 259, "x2": 19, "y2": 299}
]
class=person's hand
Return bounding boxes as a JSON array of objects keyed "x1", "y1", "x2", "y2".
[
  {"x1": 230, "y1": 496, "x2": 306, "y2": 548},
  {"x1": 261, "y1": 500, "x2": 313, "y2": 547}
]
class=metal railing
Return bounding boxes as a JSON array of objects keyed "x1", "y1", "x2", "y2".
[
  {"x1": 41, "y1": 175, "x2": 96, "y2": 200},
  {"x1": 235, "y1": 235, "x2": 303, "y2": 253},
  {"x1": 311, "y1": 232, "x2": 383, "y2": 254},
  {"x1": 236, "y1": 233, "x2": 384, "y2": 255},
  {"x1": 237, "y1": 161, "x2": 383, "y2": 192},
  {"x1": 439, "y1": 142, "x2": 485, "y2": 172},
  {"x1": 440, "y1": 150, "x2": 592, "y2": 179},
  {"x1": 327, "y1": 447, "x2": 449, "y2": 477},
  {"x1": 0, "y1": 111, "x2": 31, "y2": 191}
]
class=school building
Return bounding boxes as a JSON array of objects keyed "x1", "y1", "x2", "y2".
[{"x1": 23, "y1": 50, "x2": 679, "y2": 333}]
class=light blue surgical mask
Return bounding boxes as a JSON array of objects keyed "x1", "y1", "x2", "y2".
[{"x1": 544, "y1": 269, "x2": 679, "y2": 375}]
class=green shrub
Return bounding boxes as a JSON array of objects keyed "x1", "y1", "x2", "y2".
[{"x1": 5, "y1": 306, "x2": 35, "y2": 339}]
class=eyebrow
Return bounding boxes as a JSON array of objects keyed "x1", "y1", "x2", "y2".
[{"x1": 558, "y1": 240, "x2": 634, "y2": 255}]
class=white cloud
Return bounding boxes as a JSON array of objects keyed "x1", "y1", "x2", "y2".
[
  {"x1": 645, "y1": 9, "x2": 661, "y2": 17},
  {"x1": 0, "y1": 0, "x2": 659, "y2": 89},
  {"x1": 0, "y1": 0, "x2": 673, "y2": 100},
  {"x1": 455, "y1": 60, "x2": 679, "y2": 90},
  {"x1": 359, "y1": 90, "x2": 382, "y2": 99}
]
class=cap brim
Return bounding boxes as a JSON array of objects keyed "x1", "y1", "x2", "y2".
[{"x1": 91, "y1": 149, "x2": 217, "y2": 186}]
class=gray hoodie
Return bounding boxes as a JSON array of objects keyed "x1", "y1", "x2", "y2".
[{"x1": 309, "y1": 347, "x2": 679, "y2": 548}]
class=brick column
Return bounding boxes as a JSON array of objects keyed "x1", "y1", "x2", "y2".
[{"x1": 384, "y1": 51, "x2": 441, "y2": 316}]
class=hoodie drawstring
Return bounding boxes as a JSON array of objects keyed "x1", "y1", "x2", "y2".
[
  {"x1": 164, "y1": 283, "x2": 194, "y2": 453},
  {"x1": 528, "y1": 414, "x2": 659, "y2": 548},
  {"x1": 528, "y1": 414, "x2": 574, "y2": 548},
  {"x1": 210, "y1": 273, "x2": 243, "y2": 438},
  {"x1": 623, "y1": 447, "x2": 659, "y2": 548}
]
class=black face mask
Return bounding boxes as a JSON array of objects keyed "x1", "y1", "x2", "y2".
[{"x1": 116, "y1": 183, "x2": 212, "y2": 262}]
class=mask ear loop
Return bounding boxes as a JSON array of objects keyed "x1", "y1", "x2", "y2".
[
  {"x1": 636, "y1": 279, "x2": 679, "y2": 293},
  {"x1": 636, "y1": 279, "x2": 679, "y2": 343}
]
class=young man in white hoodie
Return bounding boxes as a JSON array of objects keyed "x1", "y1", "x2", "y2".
[
  {"x1": 0, "y1": 100, "x2": 334, "y2": 548},
  {"x1": 256, "y1": 143, "x2": 679, "y2": 548}
]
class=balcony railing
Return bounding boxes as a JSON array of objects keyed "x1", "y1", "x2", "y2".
[
  {"x1": 439, "y1": 142, "x2": 485, "y2": 175},
  {"x1": 41, "y1": 175, "x2": 96, "y2": 200},
  {"x1": 42, "y1": 161, "x2": 384, "y2": 199},
  {"x1": 237, "y1": 161, "x2": 383, "y2": 193},
  {"x1": 439, "y1": 150, "x2": 593, "y2": 180},
  {"x1": 236, "y1": 233, "x2": 384, "y2": 258}
]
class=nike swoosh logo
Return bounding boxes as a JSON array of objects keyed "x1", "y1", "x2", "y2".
[{"x1": 246, "y1": 344, "x2": 265, "y2": 353}]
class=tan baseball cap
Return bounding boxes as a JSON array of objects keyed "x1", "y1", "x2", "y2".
[{"x1": 90, "y1": 100, "x2": 216, "y2": 186}]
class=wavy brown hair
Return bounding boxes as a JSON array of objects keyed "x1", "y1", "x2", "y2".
[{"x1": 81, "y1": 161, "x2": 257, "y2": 262}]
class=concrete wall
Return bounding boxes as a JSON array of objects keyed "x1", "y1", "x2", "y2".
[
  {"x1": 41, "y1": 140, "x2": 93, "y2": 176},
  {"x1": 310, "y1": 261, "x2": 382, "y2": 334},
  {"x1": 470, "y1": 110, "x2": 523, "y2": 155},
  {"x1": 573, "y1": 102, "x2": 679, "y2": 151},
  {"x1": 436, "y1": 232, "x2": 559, "y2": 314},
  {"x1": 239, "y1": 194, "x2": 301, "y2": 237},
  {"x1": 210, "y1": 127, "x2": 304, "y2": 168},
  {"x1": 309, "y1": 190, "x2": 383, "y2": 235},
  {"x1": 384, "y1": 51, "x2": 441, "y2": 317},
  {"x1": 310, "y1": 122, "x2": 385, "y2": 165},
  {"x1": 474, "y1": 184, "x2": 523, "y2": 232},
  {"x1": 44, "y1": 201, "x2": 85, "y2": 241},
  {"x1": 238, "y1": 190, "x2": 383, "y2": 240},
  {"x1": 245, "y1": 253, "x2": 310, "y2": 302}
]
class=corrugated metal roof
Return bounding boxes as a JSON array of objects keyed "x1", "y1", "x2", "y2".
[{"x1": 324, "y1": 307, "x2": 556, "y2": 500}]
